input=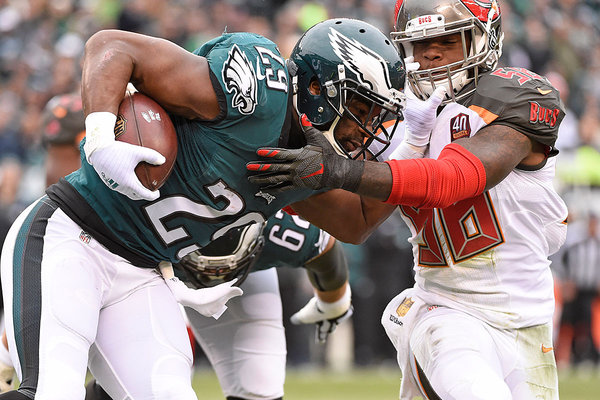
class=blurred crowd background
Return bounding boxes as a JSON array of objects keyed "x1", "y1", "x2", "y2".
[{"x1": 2, "y1": 0, "x2": 600, "y2": 374}]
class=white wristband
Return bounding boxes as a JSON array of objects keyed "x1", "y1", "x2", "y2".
[
  {"x1": 317, "y1": 284, "x2": 351, "y2": 314},
  {"x1": 84, "y1": 112, "x2": 117, "y2": 163}
]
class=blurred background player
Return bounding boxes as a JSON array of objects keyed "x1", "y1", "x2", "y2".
[{"x1": 40, "y1": 93, "x2": 86, "y2": 187}]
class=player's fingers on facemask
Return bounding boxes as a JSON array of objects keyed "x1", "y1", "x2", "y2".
[{"x1": 430, "y1": 86, "x2": 448, "y2": 103}]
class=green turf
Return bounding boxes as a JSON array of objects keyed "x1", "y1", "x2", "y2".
[{"x1": 192, "y1": 367, "x2": 600, "y2": 399}]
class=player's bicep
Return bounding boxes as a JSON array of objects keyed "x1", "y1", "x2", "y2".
[
  {"x1": 84, "y1": 30, "x2": 218, "y2": 120},
  {"x1": 127, "y1": 36, "x2": 219, "y2": 120},
  {"x1": 454, "y1": 124, "x2": 532, "y2": 190}
]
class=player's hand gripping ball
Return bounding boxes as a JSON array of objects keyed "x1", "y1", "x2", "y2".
[{"x1": 114, "y1": 92, "x2": 178, "y2": 190}]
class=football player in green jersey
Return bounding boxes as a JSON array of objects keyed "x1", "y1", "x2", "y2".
[
  {"x1": 246, "y1": 1, "x2": 568, "y2": 399},
  {"x1": 0, "y1": 94, "x2": 352, "y2": 400},
  {"x1": 0, "y1": 18, "x2": 405, "y2": 400}
]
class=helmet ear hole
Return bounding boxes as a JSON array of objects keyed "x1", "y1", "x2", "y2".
[{"x1": 309, "y1": 78, "x2": 321, "y2": 96}]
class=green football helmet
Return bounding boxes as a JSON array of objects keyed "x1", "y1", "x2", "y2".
[{"x1": 290, "y1": 18, "x2": 406, "y2": 159}]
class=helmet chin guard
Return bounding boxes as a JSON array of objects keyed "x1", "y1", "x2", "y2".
[
  {"x1": 175, "y1": 222, "x2": 266, "y2": 289},
  {"x1": 391, "y1": 0, "x2": 503, "y2": 104}
]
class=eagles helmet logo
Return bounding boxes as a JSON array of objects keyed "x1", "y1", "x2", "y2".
[
  {"x1": 222, "y1": 45, "x2": 258, "y2": 115},
  {"x1": 328, "y1": 27, "x2": 394, "y2": 93},
  {"x1": 113, "y1": 114, "x2": 127, "y2": 139}
]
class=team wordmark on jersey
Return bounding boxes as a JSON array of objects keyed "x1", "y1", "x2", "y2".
[
  {"x1": 222, "y1": 44, "x2": 258, "y2": 115},
  {"x1": 529, "y1": 101, "x2": 560, "y2": 128},
  {"x1": 450, "y1": 113, "x2": 471, "y2": 141}
]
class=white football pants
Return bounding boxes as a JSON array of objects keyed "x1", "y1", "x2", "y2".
[
  {"x1": 1, "y1": 198, "x2": 196, "y2": 400},
  {"x1": 381, "y1": 288, "x2": 558, "y2": 400},
  {"x1": 186, "y1": 268, "x2": 285, "y2": 400}
]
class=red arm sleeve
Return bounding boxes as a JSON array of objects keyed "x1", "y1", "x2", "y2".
[{"x1": 384, "y1": 143, "x2": 486, "y2": 208}]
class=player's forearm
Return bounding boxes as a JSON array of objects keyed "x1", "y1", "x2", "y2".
[
  {"x1": 355, "y1": 144, "x2": 487, "y2": 208},
  {"x1": 295, "y1": 191, "x2": 396, "y2": 244},
  {"x1": 354, "y1": 161, "x2": 394, "y2": 201},
  {"x1": 82, "y1": 30, "x2": 134, "y2": 116}
]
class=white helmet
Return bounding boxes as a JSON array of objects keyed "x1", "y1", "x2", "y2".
[{"x1": 391, "y1": 0, "x2": 503, "y2": 103}]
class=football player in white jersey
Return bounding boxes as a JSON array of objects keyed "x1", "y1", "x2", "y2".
[{"x1": 247, "y1": 1, "x2": 569, "y2": 398}]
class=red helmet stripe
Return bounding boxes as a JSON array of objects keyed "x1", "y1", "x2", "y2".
[
  {"x1": 462, "y1": 0, "x2": 501, "y2": 22},
  {"x1": 393, "y1": 0, "x2": 404, "y2": 30}
]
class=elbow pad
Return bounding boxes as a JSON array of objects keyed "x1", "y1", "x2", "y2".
[{"x1": 384, "y1": 143, "x2": 486, "y2": 208}]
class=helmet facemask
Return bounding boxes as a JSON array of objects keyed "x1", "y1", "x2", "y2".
[
  {"x1": 306, "y1": 67, "x2": 404, "y2": 160},
  {"x1": 175, "y1": 222, "x2": 266, "y2": 289},
  {"x1": 391, "y1": 0, "x2": 503, "y2": 104}
]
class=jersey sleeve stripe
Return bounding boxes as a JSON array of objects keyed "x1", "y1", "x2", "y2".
[{"x1": 468, "y1": 105, "x2": 498, "y2": 124}]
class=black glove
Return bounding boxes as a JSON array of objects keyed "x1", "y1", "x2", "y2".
[{"x1": 246, "y1": 115, "x2": 364, "y2": 193}]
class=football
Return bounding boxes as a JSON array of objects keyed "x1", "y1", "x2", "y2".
[{"x1": 114, "y1": 91, "x2": 177, "y2": 191}]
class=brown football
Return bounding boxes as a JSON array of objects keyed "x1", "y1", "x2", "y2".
[{"x1": 114, "y1": 91, "x2": 177, "y2": 191}]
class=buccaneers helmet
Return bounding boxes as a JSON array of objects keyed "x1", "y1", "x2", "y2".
[
  {"x1": 290, "y1": 18, "x2": 405, "y2": 160},
  {"x1": 175, "y1": 222, "x2": 265, "y2": 288},
  {"x1": 391, "y1": 0, "x2": 503, "y2": 103}
]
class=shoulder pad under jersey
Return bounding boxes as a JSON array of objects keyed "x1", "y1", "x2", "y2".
[{"x1": 466, "y1": 67, "x2": 566, "y2": 153}]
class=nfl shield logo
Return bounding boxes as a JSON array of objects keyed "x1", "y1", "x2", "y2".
[
  {"x1": 79, "y1": 230, "x2": 91, "y2": 244},
  {"x1": 114, "y1": 114, "x2": 127, "y2": 139},
  {"x1": 396, "y1": 297, "x2": 415, "y2": 317}
]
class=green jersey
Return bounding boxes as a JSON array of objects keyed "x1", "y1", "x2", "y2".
[
  {"x1": 254, "y1": 210, "x2": 326, "y2": 271},
  {"x1": 49, "y1": 33, "x2": 315, "y2": 266}
]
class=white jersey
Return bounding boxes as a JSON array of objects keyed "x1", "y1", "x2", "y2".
[{"x1": 393, "y1": 68, "x2": 569, "y2": 329}]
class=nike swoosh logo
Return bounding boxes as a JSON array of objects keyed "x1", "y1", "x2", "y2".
[
  {"x1": 301, "y1": 163, "x2": 324, "y2": 179},
  {"x1": 537, "y1": 88, "x2": 552, "y2": 95},
  {"x1": 541, "y1": 345, "x2": 553, "y2": 353}
]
